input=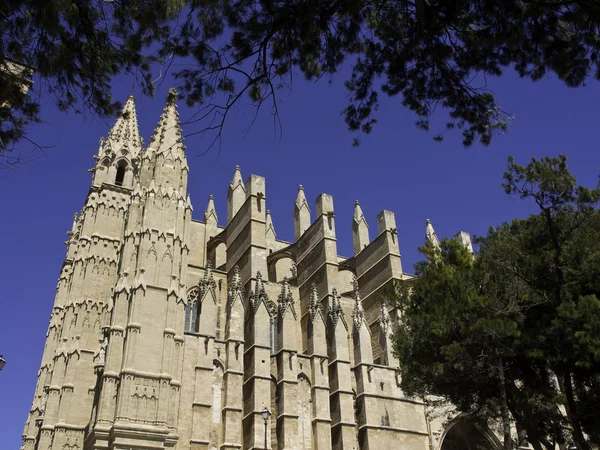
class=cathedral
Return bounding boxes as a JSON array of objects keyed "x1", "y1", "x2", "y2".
[{"x1": 21, "y1": 89, "x2": 503, "y2": 450}]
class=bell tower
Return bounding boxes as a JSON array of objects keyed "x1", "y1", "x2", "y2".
[{"x1": 21, "y1": 96, "x2": 141, "y2": 450}]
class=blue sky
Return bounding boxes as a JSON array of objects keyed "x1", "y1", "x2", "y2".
[{"x1": 1, "y1": 66, "x2": 599, "y2": 447}]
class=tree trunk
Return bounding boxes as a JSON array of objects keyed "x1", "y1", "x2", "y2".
[
  {"x1": 498, "y1": 357, "x2": 513, "y2": 450},
  {"x1": 561, "y1": 371, "x2": 589, "y2": 450}
]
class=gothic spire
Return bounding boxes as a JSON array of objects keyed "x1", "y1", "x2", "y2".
[
  {"x1": 294, "y1": 185, "x2": 311, "y2": 240},
  {"x1": 425, "y1": 218, "x2": 441, "y2": 249},
  {"x1": 205, "y1": 194, "x2": 218, "y2": 224},
  {"x1": 97, "y1": 95, "x2": 142, "y2": 164},
  {"x1": 228, "y1": 165, "x2": 246, "y2": 222},
  {"x1": 231, "y1": 165, "x2": 243, "y2": 189},
  {"x1": 352, "y1": 200, "x2": 369, "y2": 254},
  {"x1": 148, "y1": 88, "x2": 186, "y2": 163},
  {"x1": 107, "y1": 95, "x2": 141, "y2": 153}
]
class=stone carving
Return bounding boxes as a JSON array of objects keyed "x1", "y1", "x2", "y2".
[
  {"x1": 227, "y1": 265, "x2": 244, "y2": 307},
  {"x1": 328, "y1": 288, "x2": 346, "y2": 329},
  {"x1": 352, "y1": 278, "x2": 366, "y2": 331},
  {"x1": 277, "y1": 278, "x2": 295, "y2": 318},
  {"x1": 308, "y1": 283, "x2": 324, "y2": 322},
  {"x1": 199, "y1": 261, "x2": 217, "y2": 302},
  {"x1": 94, "y1": 335, "x2": 108, "y2": 365},
  {"x1": 248, "y1": 271, "x2": 270, "y2": 314},
  {"x1": 379, "y1": 303, "x2": 393, "y2": 337}
]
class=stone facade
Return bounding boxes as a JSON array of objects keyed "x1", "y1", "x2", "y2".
[{"x1": 21, "y1": 90, "x2": 503, "y2": 450}]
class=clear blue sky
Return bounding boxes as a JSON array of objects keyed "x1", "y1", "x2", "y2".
[{"x1": 1, "y1": 67, "x2": 599, "y2": 447}]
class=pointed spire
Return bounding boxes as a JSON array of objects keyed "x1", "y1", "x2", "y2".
[
  {"x1": 148, "y1": 88, "x2": 186, "y2": 162},
  {"x1": 205, "y1": 194, "x2": 218, "y2": 224},
  {"x1": 228, "y1": 165, "x2": 246, "y2": 223},
  {"x1": 278, "y1": 278, "x2": 295, "y2": 318},
  {"x1": 425, "y1": 218, "x2": 441, "y2": 249},
  {"x1": 231, "y1": 165, "x2": 243, "y2": 188},
  {"x1": 266, "y1": 210, "x2": 276, "y2": 239},
  {"x1": 352, "y1": 200, "x2": 370, "y2": 255},
  {"x1": 294, "y1": 185, "x2": 311, "y2": 241},
  {"x1": 103, "y1": 95, "x2": 142, "y2": 157},
  {"x1": 352, "y1": 278, "x2": 366, "y2": 330}
]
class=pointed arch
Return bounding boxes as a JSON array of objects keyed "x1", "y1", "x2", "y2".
[
  {"x1": 184, "y1": 287, "x2": 200, "y2": 332},
  {"x1": 115, "y1": 159, "x2": 128, "y2": 186},
  {"x1": 439, "y1": 416, "x2": 503, "y2": 450}
]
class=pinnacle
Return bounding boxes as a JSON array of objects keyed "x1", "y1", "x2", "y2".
[
  {"x1": 230, "y1": 165, "x2": 243, "y2": 188},
  {"x1": 148, "y1": 89, "x2": 185, "y2": 159},
  {"x1": 425, "y1": 218, "x2": 440, "y2": 248},
  {"x1": 353, "y1": 200, "x2": 366, "y2": 224},
  {"x1": 205, "y1": 194, "x2": 217, "y2": 223},
  {"x1": 295, "y1": 184, "x2": 308, "y2": 207},
  {"x1": 103, "y1": 95, "x2": 141, "y2": 157},
  {"x1": 266, "y1": 210, "x2": 275, "y2": 236}
]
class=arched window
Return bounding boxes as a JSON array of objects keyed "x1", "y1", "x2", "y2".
[
  {"x1": 115, "y1": 160, "x2": 127, "y2": 186},
  {"x1": 185, "y1": 288, "x2": 200, "y2": 332}
]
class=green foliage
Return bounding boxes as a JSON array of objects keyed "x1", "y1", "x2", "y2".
[
  {"x1": 3, "y1": 0, "x2": 600, "y2": 159},
  {"x1": 0, "y1": 0, "x2": 168, "y2": 164},
  {"x1": 394, "y1": 156, "x2": 600, "y2": 449},
  {"x1": 164, "y1": 0, "x2": 600, "y2": 147}
]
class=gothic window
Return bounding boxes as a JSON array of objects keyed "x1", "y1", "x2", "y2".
[
  {"x1": 270, "y1": 317, "x2": 278, "y2": 354},
  {"x1": 115, "y1": 160, "x2": 127, "y2": 186},
  {"x1": 185, "y1": 288, "x2": 200, "y2": 332}
]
